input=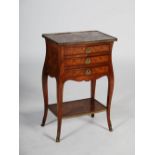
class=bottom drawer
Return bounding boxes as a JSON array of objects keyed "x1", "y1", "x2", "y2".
[{"x1": 64, "y1": 66, "x2": 109, "y2": 79}]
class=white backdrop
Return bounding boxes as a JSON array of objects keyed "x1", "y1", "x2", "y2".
[{"x1": 20, "y1": 0, "x2": 134, "y2": 155}]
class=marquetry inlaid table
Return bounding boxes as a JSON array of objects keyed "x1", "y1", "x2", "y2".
[{"x1": 41, "y1": 31, "x2": 117, "y2": 142}]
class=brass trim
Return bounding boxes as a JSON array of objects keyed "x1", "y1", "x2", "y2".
[
  {"x1": 85, "y1": 58, "x2": 91, "y2": 64},
  {"x1": 85, "y1": 47, "x2": 91, "y2": 54}
]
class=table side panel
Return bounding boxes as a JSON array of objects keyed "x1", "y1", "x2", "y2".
[{"x1": 44, "y1": 39, "x2": 60, "y2": 77}]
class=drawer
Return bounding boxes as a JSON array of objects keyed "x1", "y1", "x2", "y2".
[
  {"x1": 64, "y1": 55, "x2": 109, "y2": 68},
  {"x1": 64, "y1": 44, "x2": 110, "y2": 56},
  {"x1": 64, "y1": 66, "x2": 109, "y2": 79}
]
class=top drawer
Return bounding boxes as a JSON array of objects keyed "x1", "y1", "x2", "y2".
[{"x1": 64, "y1": 44, "x2": 110, "y2": 56}]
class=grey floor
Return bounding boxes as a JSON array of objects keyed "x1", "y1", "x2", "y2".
[{"x1": 20, "y1": 60, "x2": 135, "y2": 155}]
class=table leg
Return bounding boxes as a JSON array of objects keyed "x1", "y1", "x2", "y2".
[
  {"x1": 56, "y1": 80, "x2": 63, "y2": 142},
  {"x1": 91, "y1": 79, "x2": 96, "y2": 118},
  {"x1": 41, "y1": 68, "x2": 48, "y2": 127},
  {"x1": 106, "y1": 65, "x2": 114, "y2": 131}
]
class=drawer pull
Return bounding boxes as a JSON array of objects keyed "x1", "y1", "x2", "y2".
[
  {"x1": 85, "y1": 48, "x2": 91, "y2": 54},
  {"x1": 85, "y1": 58, "x2": 91, "y2": 64},
  {"x1": 85, "y1": 69, "x2": 92, "y2": 75}
]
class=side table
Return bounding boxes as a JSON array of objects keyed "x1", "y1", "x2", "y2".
[{"x1": 41, "y1": 31, "x2": 117, "y2": 142}]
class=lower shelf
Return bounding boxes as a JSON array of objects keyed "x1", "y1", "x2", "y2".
[{"x1": 48, "y1": 98, "x2": 107, "y2": 118}]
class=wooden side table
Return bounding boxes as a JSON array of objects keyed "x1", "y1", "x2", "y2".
[{"x1": 41, "y1": 31, "x2": 117, "y2": 142}]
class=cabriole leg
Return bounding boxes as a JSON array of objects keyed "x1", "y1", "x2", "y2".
[
  {"x1": 56, "y1": 80, "x2": 63, "y2": 142},
  {"x1": 106, "y1": 68, "x2": 114, "y2": 131},
  {"x1": 91, "y1": 79, "x2": 96, "y2": 118},
  {"x1": 41, "y1": 68, "x2": 48, "y2": 127}
]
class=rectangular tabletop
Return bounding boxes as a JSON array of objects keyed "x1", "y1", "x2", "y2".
[{"x1": 42, "y1": 30, "x2": 117, "y2": 45}]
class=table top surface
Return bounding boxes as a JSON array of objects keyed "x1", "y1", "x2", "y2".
[{"x1": 42, "y1": 31, "x2": 117, "y2": 45}]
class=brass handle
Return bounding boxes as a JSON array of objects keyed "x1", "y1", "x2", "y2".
[
  {"x1": 85, "y1": 58, "x2": 91, "y2": 64},
  {"x1": 85, "y1": 69, "x2": 92, "y2": 75},
  {"x1": 85, "y1": 48, "x2": 91, "y2": 54}
]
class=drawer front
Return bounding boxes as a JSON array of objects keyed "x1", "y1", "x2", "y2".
[
  {"x1": 64, "y1": 55, "x2": 109, "y2": 68},
  {"x1": 64, "y1": 66, "x2": 109, "y2": 79},
  {"x1": 64, "y1": 44, "x2": 110, "y2": 56}
]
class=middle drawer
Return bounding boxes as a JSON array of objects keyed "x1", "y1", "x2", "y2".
[{"x1": 64, "y1": 55, "x2": 109, "y2": 68}]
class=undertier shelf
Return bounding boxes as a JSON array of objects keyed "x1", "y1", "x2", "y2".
[{"x1": 48, "y1": 98, "x2": 107, "y2": 118}]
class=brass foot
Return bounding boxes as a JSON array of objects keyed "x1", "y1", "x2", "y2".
[
  {"x1": 109, "y1": 126, "x2": 113, "y2": 132},
  {"x1": 56, "y1": 137, "x2": 60, "y2": 142},
  {"x1": 41, "y1": 123, "x2": 45, "y2": 127}
]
